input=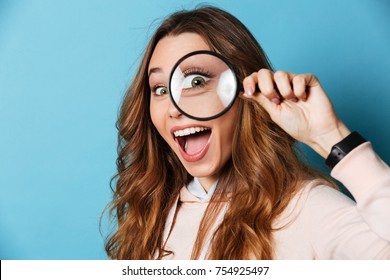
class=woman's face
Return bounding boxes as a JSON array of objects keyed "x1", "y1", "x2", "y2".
[{"x1": 148, "y1": 33, "x2": 239, "y2": 190}]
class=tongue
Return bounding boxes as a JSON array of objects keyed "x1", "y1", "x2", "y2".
[{"x1": 185, "y1": 132, "x2": 210, "y2": 155}]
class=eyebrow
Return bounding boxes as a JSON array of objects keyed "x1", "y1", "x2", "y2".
[{"x1": 148, "y1": 67, "x2": 162, "y2": 78}]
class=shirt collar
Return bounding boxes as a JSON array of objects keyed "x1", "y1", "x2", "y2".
[{"x1": 186, "y1": 177, "x2": 218, "y2": 202}]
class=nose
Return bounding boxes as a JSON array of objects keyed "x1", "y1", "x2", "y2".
[{"x1": 168, "y1": 101, "x2": 182, "y2": 118}]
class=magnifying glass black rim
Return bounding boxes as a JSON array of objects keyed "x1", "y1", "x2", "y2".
[{"x1": 168, "y1": 50, "x2": 240, "y2": 121}]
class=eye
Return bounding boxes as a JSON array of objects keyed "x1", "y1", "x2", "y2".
[
  {"x1": 182, "y1": 75, "x2": 209, "y2": 89},
  {"x1": 154, "y1": 86, "x2": 168, "y2": 96}
]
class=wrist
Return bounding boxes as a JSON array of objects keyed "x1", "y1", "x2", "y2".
[{"x1": 308, "y1": 122, "x2": 351, "y2": 158}]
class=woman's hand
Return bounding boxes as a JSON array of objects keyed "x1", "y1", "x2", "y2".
[{"x1": 242, "y1": 69, "x2": 350, "y2": 158}]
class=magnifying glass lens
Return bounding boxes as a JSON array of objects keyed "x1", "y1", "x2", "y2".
[{"x1": 169, "y1": 51, "x2": 238, "y2": 121}]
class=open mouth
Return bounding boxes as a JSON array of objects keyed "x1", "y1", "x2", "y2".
[{"x1": 173, "y1": 126, "x2": 212, "y2": 161}]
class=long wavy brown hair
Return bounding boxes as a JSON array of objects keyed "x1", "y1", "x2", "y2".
[{"x1": 105, "y1": 5, "x2": 330, "y2": 259}]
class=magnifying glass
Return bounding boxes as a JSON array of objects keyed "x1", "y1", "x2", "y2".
[{"x1": 169, "y1": 50, "x2": 241, "y2": 121}]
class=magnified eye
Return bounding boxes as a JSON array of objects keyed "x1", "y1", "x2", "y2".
[
  {"x1": 154, "y1": 86, "x2": 168, "y2": 96},
  {"x1": 183, "y1": 75, "x2": 209, "y2": 89}
]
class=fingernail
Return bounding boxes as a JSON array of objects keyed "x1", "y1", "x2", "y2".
[{"x1": 245, "y1": 85, "x2": 254, "y2": 96}]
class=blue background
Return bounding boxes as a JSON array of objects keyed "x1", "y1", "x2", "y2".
[{"x1": 0, "y1": 0, "x2": 389, "y2": 259}]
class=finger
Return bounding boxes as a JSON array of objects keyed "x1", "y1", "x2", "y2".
[
  {"x1": 242, "y1": 72, "x2": 258, "y2": 96},
  {"x1": 292, "y1": 75, "x2": 307, "y2": 101},
  {"x1": 256, "y1": 90, "x2": 279, "y2": 117},
  {"x1": 274, "y1": 71, "x2": 296, "y2": 101},
  {"x1": 295, "y1": 74, "x2": 322, "y2": 101},
  {"x1": 257, "y1": 69, "x2": 280, "y2": 103},
  {"x1": 302, "y1": 73, "x2": 320, "y2": 88}
]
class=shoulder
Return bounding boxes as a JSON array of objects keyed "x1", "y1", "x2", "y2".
[
  {"x1": 300, "y1": 180, "x2": 354, "y2": 209},
  {"x1": 273, "y1": 180, "x2": 353, "y2": 259},
  {"x1": 290, "y1": 179, "x2": 353, "y2": 213},
  {"x1": 276, "y1": 179, "x2": 356, "y2": 230},
  {"x1": 274, "y1": 180, "x2": 390, "y2": 259}
]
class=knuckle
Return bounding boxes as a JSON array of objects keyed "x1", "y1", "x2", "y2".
[
  {"x1": 258, "y1": 68, "x2": 271, "y2": 74},
  {"x1": 274, "y1": 70, "x2": 287, "y2": 79},
  {"x1": 242, "y1": 76, "x2": 250, "y2": 84},
  {"x1": 311, "y1": 74, "x2": 319, "y2": 81},
  {"x1": 293, "y1": 75, "x2": 305, "y2": 84},
  {"x1": 258, "y1": 68, "x2": 272, "y2": 77},
  {"x1": 307, "y1": 73, "x2": 318, "y2": 81},
  {"x1": 243, "y1": 72, "x2": 256, "y2": 83}
]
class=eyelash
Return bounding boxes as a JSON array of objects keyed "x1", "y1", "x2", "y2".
[
  {"x1": 151, "y1": 68, "x2": 214, "y2": 95},
  {"x1": 183, "y1": 67, "x2": 213, "y2": 78},
  {"x1": 152, "y1": 84, "x2": 167, "y2": 96}
]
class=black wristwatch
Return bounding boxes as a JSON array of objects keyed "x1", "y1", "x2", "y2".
[{"x1": 325, "y1": 131, "x2": 367, "y2": 170}]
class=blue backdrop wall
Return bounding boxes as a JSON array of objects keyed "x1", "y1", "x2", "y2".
[{"x1": 0, "y1": 0, "x2": 389, "y2": 259}]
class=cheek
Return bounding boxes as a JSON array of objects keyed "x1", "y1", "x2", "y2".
[
  {"x1": 219, "y1": 111, "x2": 239, "y2": 160},
  {"x1": 150, "y1": 101, "x2": 164, "y2": 134},
  {"x1": 150, "y1": 99, "x2": 171, "y2": 144},
  {"x1": 213, "y1": 116, "x2": 237, "y2": 163},
  {"x1": 221, "y1": 124, "x2": 235, "y2": 154},
  {"x1": 220, "y1": 105, "x2": 239, "y2": 145}
]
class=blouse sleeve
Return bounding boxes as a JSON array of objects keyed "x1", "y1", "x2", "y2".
[
  {"x1": 288, "y1": 142, "x2": 390, "y2": 259},
  {"x1": 331, "y1": 142, "x2": 390, "y2": 241}
]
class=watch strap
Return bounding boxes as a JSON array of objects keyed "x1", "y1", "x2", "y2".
[{"x1": 325, "y1": 131, "x2": 367, "y2": 169}]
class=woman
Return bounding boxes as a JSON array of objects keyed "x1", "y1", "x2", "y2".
[{"x1": 105, "y1": 6, "x2": 390, "y2": 259}]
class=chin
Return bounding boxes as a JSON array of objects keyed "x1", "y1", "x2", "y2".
[
  {"x1": 180, "y1": 156, "x2": 223, "y2": 179},
  {"x1": 185, "y1": 166, "x2": 217, "y2": 178}
]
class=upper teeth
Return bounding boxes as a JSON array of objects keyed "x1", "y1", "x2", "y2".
[{"x1": 174, "y1": 127, "x2": 209, "y2": 137}]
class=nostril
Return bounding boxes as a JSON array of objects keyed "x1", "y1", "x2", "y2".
[{"x1": 168, "y1": 103, "x2": 182, "y2": 118}]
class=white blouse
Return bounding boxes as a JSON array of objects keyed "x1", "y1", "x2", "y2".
[{"x1": 161, "y1": 143, "x2": 390, "y2": 259}]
